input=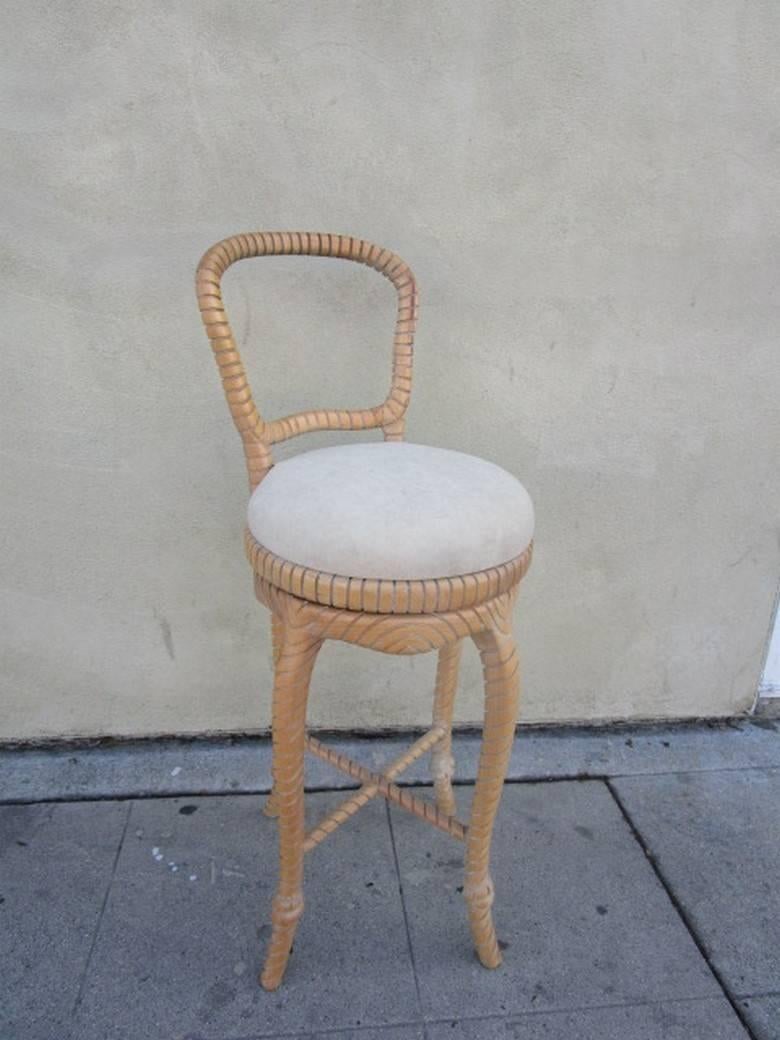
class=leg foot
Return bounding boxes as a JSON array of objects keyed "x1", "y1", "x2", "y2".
[{"x1": 465, "y1": 624, "x2": 520, "y2": 968}]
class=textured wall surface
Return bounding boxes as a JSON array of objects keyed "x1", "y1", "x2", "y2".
[{"x1": 2, "y1": 1, "x2": 779, "y2": 740}]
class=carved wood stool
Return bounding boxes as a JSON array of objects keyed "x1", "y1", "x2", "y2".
[{"x1": 196, "y1": 232, "x2": 534, "y2": 990}]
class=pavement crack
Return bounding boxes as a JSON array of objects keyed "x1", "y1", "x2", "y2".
[
  {"x1": 605, "y1": 778, "x2": 760, "y2": 1040},
  {"x1": 70, "y1": 799, "x2": 132, "y2": 1022},
  {"x1": 385, "y1": 800, "x2": 429, "y2": 1040}
]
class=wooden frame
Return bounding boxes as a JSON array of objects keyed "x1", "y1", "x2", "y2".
[
  {"x1": 196, "y1": 232, "x2": 532, "y2": 990},
  {"x1": 197, "y1": 230, "x2": 416, "y2": 491}
]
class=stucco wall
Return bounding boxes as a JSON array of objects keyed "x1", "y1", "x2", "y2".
[{"x1": 2, "y1": 1, "x2": 779, "y2": 741}]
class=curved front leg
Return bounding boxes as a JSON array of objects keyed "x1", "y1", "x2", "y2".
[
  {"x1": 431, "y1": 640, "x2": 462, "y2": 816},
  {"x1": 260, "y1": 618, "x2": 322, "y2": 991},
  {"x1": 465, "y1": 623, "x2": 520, "y2": 968}
]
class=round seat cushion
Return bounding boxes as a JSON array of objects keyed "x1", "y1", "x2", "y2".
[{"x1": 247, "y1": 442, "x2": 534, "y2": 582}]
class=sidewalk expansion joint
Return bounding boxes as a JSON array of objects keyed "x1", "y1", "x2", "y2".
[{"x1": 605, "y1": 777, "x2": 759, "y2": 1040}]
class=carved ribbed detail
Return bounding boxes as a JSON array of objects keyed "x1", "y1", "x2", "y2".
[
  {"x1": 246, "y1": 530, "x2": 533, "y2": 615},
  {"x1": 303, "y1": 728, "x2": 466, "y2": 846},
  {"x1": 303, "y1": 725, "x2": 447, "y2": 851},
  {"x1": 196, "y1": 231, "x2": 418, "y2": 489},
  {"x1": 254, "y1": 581, "x2": 516, "y2": 656}
]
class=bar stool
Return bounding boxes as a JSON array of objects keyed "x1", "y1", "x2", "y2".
[{"x1": 195, "y1": 232, "x2": 534, "y2": 990}]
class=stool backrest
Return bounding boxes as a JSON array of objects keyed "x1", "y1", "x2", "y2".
[{"x1": 196, "y1": 232, "x2": 418, "y2": 489}]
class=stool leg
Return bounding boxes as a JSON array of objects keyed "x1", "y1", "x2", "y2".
[
  {"x1": 465, "y1": 624, "x2": 520, "y2": 969},
  {"x1": 262, "y1": 613, "x2": 285, "y2": 819},
  {"x1": 260, "y1": 622, "x2": 322, "y2": 991},
  {"x1": 431, "y1": 640, "x2": 462, "y2": 817}
]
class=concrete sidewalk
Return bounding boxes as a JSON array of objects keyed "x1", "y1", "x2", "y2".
[{"x1": 1, "y1": 721, "x2": 778, "y2": 1040}]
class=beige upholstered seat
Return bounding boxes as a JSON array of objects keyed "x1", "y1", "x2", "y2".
[{"x1": 248, "y1": 442, "x2": 534, "y2": 581}]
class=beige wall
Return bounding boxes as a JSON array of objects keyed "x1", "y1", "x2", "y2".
[{"x1": 2, "y1": 1, "x2": 779, "y2": 741}]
